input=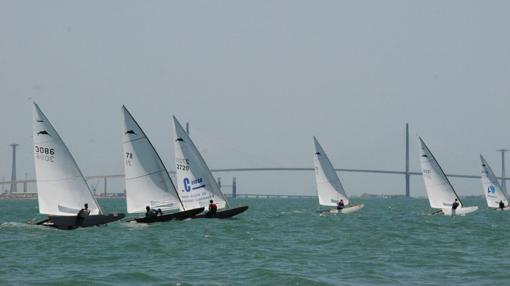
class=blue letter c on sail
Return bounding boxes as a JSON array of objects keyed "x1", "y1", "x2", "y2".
[{"x1": 183, "y1": 178, "x2": 191, "y2": 192}]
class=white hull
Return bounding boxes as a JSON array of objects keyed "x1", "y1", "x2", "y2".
[
  {"x1": 495, "y1": 206, "x2": 510, "y2": 211},
  {"x1": 441, "y1": 206, "x2": 478, "y2": 216},
  {"x1": 327, "y1": 204, "x2": 364, "y2": 214}
]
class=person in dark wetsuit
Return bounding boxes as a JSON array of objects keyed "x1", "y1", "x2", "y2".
[
  {"x1": 145, "y1": 206, "x2": 153, "y2": 217},
  {"x1": 337, "y1": 199, "x2": 345, "y2": 210},
  {"x1": 145, "y1": 206, "x2": 163, "y2": 217},
  {"x1": 499, "y1": 200, "x2": 505, "y2": 210},
  {"x1": 77, "y1": 203, "x2": 90, "y2": 225},
  {"x1": 207, "y1": 200, "x2": 218, "y2": 216},
  {"x1": 452, "y1": 199, "x2": 460, "y2": 210},
  {"x1": 77, "y1": 203, "x2": 90, "y2": 218}
]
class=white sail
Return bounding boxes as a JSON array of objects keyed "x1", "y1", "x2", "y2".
[
  {"x1": 121, "y1": 107, "x2": 184, "y2": 214},
  {"x1": 418, "y1": 137, "x2": 461, "y2": 209},
  {"x1": 33, "y1": 103, "x2": 101, "y2": 216},
  {"x1": 480, "y1": 155, "x2": 508, "y2": 208},
  {"x1": 313, "y1": 137, "x2": 349, "y2": 206},
  {"x1": 173, "y1": 116, "x2": 228, "y2": 210}
]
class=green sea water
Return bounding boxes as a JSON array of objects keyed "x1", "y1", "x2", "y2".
[{"x1": 0, "y1": 197, "x2": 509, "y2": 286}]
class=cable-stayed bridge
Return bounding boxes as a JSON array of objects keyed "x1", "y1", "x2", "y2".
[
  {"x1": 2, "y1": 123, "x2": 509, "y2": 198},
  {"x1": 1, "y1": 166, "x2": 508, "y2": 199}
]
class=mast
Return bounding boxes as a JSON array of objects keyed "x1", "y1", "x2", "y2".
[
  {"x1": 34, "y1": 102, "x2": 103, "y2": 215},
  {"x1": 122, "y1": 106, "x2": 185, "y2": 210},
  {"x1": 497, "y1": 149, "x2": 508, "y2": 193},
  {"x1": 419, "y1": 137, "x2": 462, "y2": 206},
  {"x1": 173, "y1": 116, "x2": 230, "y2": 209}
]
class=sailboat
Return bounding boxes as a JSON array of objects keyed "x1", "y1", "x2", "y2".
[
  {"x1": 480, "y1": 155, "x2": 509, "y2": 211},
  {"x1": 121, "y1": 106, "x2": 204, "y2": 223},
  {"x1": 418, "y1": 137, "x2": 478, "y2": 216},
  {"x1": 173, "y1": 116, "x2": 248, "y2": 218},
  {"x1": 313, "y1": 137, "x2": 364, "y2": 214},
  {"x1": 31, "y1": 102, "x2": 125, "y2": 229}
]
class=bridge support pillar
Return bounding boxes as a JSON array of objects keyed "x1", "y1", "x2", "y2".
[
  {"x1": 104, "y1": 177, "x2": 107, "y2": 197},
  {"x1": 232, "y1": 177, "x2": 237, "y2": 198},
  {"x1": 405, "y1": 123, "x2": 410, "y2": 197}
]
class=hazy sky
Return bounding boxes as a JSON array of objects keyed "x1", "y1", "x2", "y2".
[{"x1": 1, "y1": 1, "x2": 510, "y2": 197}]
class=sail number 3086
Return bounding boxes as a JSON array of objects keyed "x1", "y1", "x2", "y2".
[
  {"x1": 35, "y1": 146, "x2": 55, "y2": 155},
  {"x1": 35, "y1": 146, "x2": 55, "y2": 162}
]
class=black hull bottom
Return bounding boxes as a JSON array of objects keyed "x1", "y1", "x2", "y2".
[
  {"x1": 195, "y1": 205, "x2": 249, "y2": 219},
  {"x1": 34, "y1": 213, "x2": 125, "y2": 230},
  {"x1": 129, "y1": 207, "x2": 205, "y2": 223}
]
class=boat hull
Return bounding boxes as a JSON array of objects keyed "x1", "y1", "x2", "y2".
[
  {"x1": 34, "y1": 213, "x2": 125, "y2": 230},
  {"x1": 128, "y1": 207, "x2": 204, "y2": 223},
  {"x1": 194, "y1": 205, "x2": 249, "y2": 219},
  {"x1": 320, "y1": 204, "x2": 364, "y2": 214},
  {"x1": 495, "y1": 206, "x2": 510, "y2": 211},
  {"x1": 441, "y1": 206, "x2": 478, "y2": 216}
]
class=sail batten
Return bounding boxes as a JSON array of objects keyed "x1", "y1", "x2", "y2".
[
  {"x1": 123, "y1": 136, "x2": 148, "y2": 144},
  {"x1": 33, "y1": 103, "x2": 101, "y2": 216},
  {"x1": 122, "y1": 107, "x2": 184, "y2": 214},
  {"x1": 125, "y1": 169, "x2": 168, "y2": 181},
  {"x1": 313, "y1": 137, "x2": 349, "y2": 207},
  {"x1": 173, "y1": 116, "x2": 228, "y2": 210}
]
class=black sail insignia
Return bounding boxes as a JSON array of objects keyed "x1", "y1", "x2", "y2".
[{"x1": 37, "y1": 130, "x2": 50, "y2": 136}]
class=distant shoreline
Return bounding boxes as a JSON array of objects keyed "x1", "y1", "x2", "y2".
[{"x1": 0, "y1": 194, "x2": 484, "y2": 201}]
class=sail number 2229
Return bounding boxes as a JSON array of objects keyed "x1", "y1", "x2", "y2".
[
  {"x1": 176, "y1": 158, "x2": 190, "y2": 171},
  {"x1": 176, "y1": 164, "x2": 190, "y2": 171}
]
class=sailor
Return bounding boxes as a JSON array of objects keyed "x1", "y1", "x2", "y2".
[
  {"x1": 145, "y1": 206, "x2": 163, "y2": 217},
  {"x1": 452, "y1": 199, "x2": 460, "y2": 210},
  {"x1": 77, "y1": 203, "x2": 90, "y2": 219},
  {"x1": 76, "y1": 203, "x2": 90, "y2": 225},
  {"x1": 337, "y1": 199, "x2": 345, "y2": 210},
  {"x1": 499, "y1": 200, "x2": 505, "y2": 210},
  {"x1": 208, "y1": 200, "x2": 218, "y2": 216}
]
